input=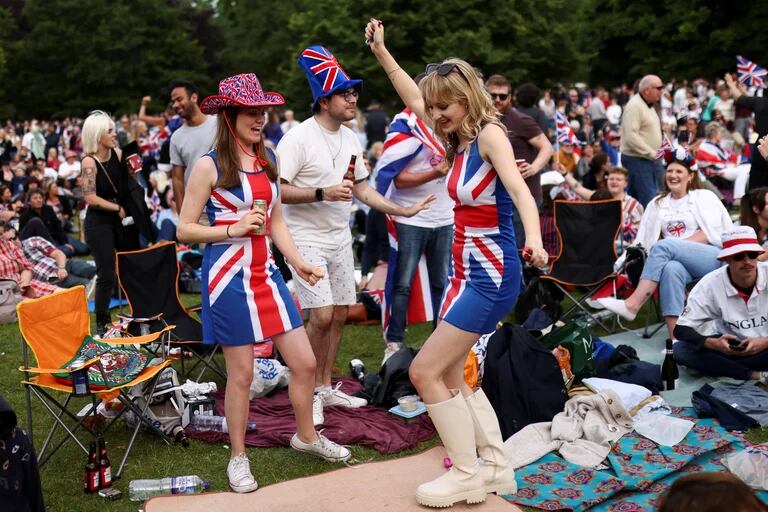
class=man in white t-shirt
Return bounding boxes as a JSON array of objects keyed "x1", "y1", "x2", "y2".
[
  {"x1": 278, "y1": 46, "x2": 433, "y2": 425},
  {"x1": 374, "y1": 101, "x2": 454, "y2": 364},
  {"x1": 168, "y1": 79, "x2": 217, "y2": 213},
  {"x1": 674, "y1": 226, "x2": 768, "y2": 383}
]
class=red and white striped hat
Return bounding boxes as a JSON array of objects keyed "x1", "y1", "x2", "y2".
[{"x1": 717, "y1": 226, "x2": 766, "y2": 260}]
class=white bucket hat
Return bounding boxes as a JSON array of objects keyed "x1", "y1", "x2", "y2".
[{"x1": 717, "y1": 226, "x2": 765, "y2": 260}]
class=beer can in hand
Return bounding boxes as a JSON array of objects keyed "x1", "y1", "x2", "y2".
[{"x1": 252, "y1": 199, "x2": 267, "y2": 235}]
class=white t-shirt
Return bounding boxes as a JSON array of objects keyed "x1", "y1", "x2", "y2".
[
  {"x1": 660, "y1": 195, "x2": 699, "y2": 240},
  {"x1": 678, "y1": 262, "x2": 768, "y2": 339},
  {"x1": 385, "y1": 146, "x2": 454, "y2": 228},
  {"x1": 276, "y1": 117, "x2": 369, "y2": 248},
  {"x1": 170, "y1": 115, "x2": 217, "y2": 184}
]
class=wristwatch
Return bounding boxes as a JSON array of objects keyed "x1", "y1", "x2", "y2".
[{"x1": 315, "y1": 188, "x2": 324, "y2": 201}]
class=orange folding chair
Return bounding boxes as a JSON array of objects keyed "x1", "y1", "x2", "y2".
[{"x1": 18, "y1": 285, "x2": 175, "y2": 479}]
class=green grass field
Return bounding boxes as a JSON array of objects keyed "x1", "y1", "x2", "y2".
[{"x1": 0, "y1": 294, "x2": 764, "y2": 511}]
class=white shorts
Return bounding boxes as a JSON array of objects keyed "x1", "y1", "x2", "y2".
[{"x1": 291, "y1": 242, "x2": 356, "y2": 309}]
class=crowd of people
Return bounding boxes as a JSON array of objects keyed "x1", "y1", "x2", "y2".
[{"x1": 2, "y1": 18, "x2": 768, "y2": 509}]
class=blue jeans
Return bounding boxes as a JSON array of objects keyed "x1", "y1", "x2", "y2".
[
  {"x1": 386, "y1": 223, "x2": 453, "y2": 344},
  {"x1": 674, "y1": 341, "x2": 768, "y2": 380},
  {"x1": 623, "y1": 154, "x2": 660, "y2": 207},
  {"x1": 640, "y1": 238, "x2": 722, "y2": 316}
]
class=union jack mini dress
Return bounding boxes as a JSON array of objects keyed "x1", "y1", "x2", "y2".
[
  {"x1": 438, "y1": 141, "x2": 521, "y2": 334},
  {"x1": 201, "y1": 150, "x2": 302, "y2": 345}
]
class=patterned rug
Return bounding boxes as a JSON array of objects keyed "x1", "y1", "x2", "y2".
[{"x1": 507, "y1": 407, "x2": 768, "y2": 511}]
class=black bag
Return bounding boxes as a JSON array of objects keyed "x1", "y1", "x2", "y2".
[
  {"x1": 359, "y1": 347, "x2": 418, "y2": 408},
  {"x1": 514, "y1": 266, "x2": 563, "y2": 324},
  {"x1": 482, "y1": 323, "x2": 568, "y2": 439},
  {"x1": 623, "y1": 246, "x2": 647, "y2": 288}
]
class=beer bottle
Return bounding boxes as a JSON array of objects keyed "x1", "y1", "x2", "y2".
[
  {"x1": 98, "y1": 437, "x2": 112, "y2": 489},
  {"x1": 661, "y1": 339, "x2": 679, "y2": 391},
  {"x1": 344, "y1": 154, "x2": 357, "y2": 182},
  {"x1": 84, "y1": 440, "x2": 100, "y2": 493}
]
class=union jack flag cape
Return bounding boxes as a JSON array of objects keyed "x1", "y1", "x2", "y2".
[
  {"x1": 373, "y1": 109, "x2": 446, "y2": 339},
  {"x1": 737, "y1": 55, "x2": 767, "y2": 88}
]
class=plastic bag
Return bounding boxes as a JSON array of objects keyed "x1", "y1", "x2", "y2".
[
  {"x1": 249, "y1": 358, "x2": 290, "y2": 399},
  {"x1": 634, "y1": 414, "x2": 693, "y2": 447},
  {"x1": 725, "y1": 444, "x2": 768, "y2": 491}
]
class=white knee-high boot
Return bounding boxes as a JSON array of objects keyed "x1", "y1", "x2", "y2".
[
  {"x1": 465, "y1": 388, "x2": 517, "y2": 495},
  {"x1": 416, "y1": 392, "x2": 486, "y2": 508}
]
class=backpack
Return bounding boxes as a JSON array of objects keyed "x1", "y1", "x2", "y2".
[
  {"x1": 178, "y1": 250, "x2": 203, "y2": 294},
  {"x1": 0, "y1": 279, "x2": 21, "y2": 324},
  {"x1": 514, "y1": 266, "x2": 563, "y2": 323},
  {"x1": 360, "y1": 347, "x2": 418, "y2": 408}
]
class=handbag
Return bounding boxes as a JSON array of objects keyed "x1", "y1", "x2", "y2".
[
  {"x1": 541, "y1": 319, "x2": 595, "y2": 383},
  {"x1": 0, "y1": 279, "x2": 22, "y2": 324}
]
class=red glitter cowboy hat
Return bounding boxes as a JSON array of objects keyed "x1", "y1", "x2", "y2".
[{"x1": 200, "y1": 73, "x2": 285, "y2": 115}]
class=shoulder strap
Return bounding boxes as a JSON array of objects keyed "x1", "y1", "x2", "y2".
[{"x1": 92, "y1": 155, "x2": 119, "y2": 196}]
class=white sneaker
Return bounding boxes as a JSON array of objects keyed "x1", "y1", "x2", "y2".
[
  {"x1": 321, "y1": 382, "x2": 367, "y2": 408},
  {"x1": 596, "y1": 297, "x2": 637, "y2": 321},
  {"x1": 585, "y1": 298, "x2": 605, "y2": 310},
  {"x1": 312, "y1": 393, "x2": 324, "y2": 426},
  {"x1": 290, "y1": 432, "x2": 351, "y2": 462},
  {"x1": 227, "y1": 453, "x2": 258, "y2": 493},
  {"x1": 382, "y1": 342, "x2": 402, "y2": 366}
]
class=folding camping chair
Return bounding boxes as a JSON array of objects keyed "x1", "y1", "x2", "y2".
[
  {"x1": 540, "y1": 199, "x2": 622, "y2": 331},
  {"x1": 17, "y1": 286, "x2": 175, "y2": 479},
  {"x1": 115, "y1": 241, "x2": 225, "y2": 382}
]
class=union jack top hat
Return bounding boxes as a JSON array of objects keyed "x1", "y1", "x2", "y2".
[
  {"x1": 200, "y1": 73, "x2": 285, "y2": 115},
  {"x1": 298, "y1": 45, "x2": 362, "y2": 111}
]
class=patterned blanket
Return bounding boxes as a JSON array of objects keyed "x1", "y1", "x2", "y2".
[{"x1": 507, "y1": 407, "x2": 768, "y2": 511}]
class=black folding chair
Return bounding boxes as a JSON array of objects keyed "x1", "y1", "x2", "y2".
[
  {"x1": 115, "y1": 241, "x2": 226, "y2": 382},
  {"x1": 540, "y1": 199, "x2": 623, "y2": 331}
]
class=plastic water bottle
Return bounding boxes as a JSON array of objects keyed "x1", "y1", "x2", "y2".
[
  {"x1": 128, "y1": 475, "x2": 210, "y2": 501},
  {"x1": 188, "y1": 415, "x2": 256, "y2": 433}
]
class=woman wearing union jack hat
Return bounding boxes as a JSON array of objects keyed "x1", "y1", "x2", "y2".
[
  {"x1": 598, "y1": 147, "x2": 733, "y2": 340},
  {"x1": 177, "y1": 73, "x2": 351, "y2": 494},
  {"x1": 366, "y1": 19, "x2": 547, "y2": 508}
]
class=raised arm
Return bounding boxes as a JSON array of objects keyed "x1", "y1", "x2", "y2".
[{"x1": 365, "y1": 19, "x2": 427, "y2": 121}]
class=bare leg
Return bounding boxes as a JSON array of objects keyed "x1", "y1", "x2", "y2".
[
  {"x1": 272, "y1": 327, "x2": 318, "y2": 443},
  {"x1": 322, "y1": 305, "x2": 348, "y2": 386},
  {"x1": 304, "y1": 305, "x2": 333, "y2": 388},
  {"x1": 665, "y1": 316, "x2": 678, "y2": 340},
  {"x1": 409, "y1": 321, "x2": 481, "y2": 404},
  {"x1": 624, "y1": 278, "x2": 659, "y2": 315},
  {"x1": 221, "y1": 344, "x2": 254, "y2": 458}
]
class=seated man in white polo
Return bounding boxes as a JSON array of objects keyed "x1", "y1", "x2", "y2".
[{"x1": 673, "y1": 226, "x2": 768, "y2": 383}]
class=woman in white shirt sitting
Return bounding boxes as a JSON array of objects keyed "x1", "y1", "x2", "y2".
[{"x1": 598, "y1": 148, "x2": 732, "y2": 338}]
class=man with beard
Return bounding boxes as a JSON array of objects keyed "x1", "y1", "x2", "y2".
[
  {"x1": 277, "y1": 46, "x2": 434, "y2": 426},
  {"x1": 674, "y1": 226, "x2": 768, "y2": 382},
  {"x1": 169, "y1": 80, "x2": 217, "y2": 213}
]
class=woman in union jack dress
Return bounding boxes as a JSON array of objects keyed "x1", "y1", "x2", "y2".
[
  {"x1": 177, "y1": 73, "x2": 350, "y2": 494},
  {"x1": 366, "y1": 20, "x2": 548, "y2": 509}
]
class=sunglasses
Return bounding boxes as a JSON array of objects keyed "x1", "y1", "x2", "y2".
[
  {"x1": 490, "y1": 93, "x2": 509, "y2": 101},
  {"x1": 654, "y1": 86, "x2": 664, "y2": 90},
  {"x1": 425, "y1": 62, "x2": 458, "y2": 76},
  {"x1": 732, "y1": 252, "x2": 761, "y2": 261}
]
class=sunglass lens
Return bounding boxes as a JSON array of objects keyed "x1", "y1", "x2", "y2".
[
  {"x1": 425, "y1": 63, "x2": 438, "y2": 74},
  {"x1": 437, "y1": 63, "x2": 456, "y2": 76}
]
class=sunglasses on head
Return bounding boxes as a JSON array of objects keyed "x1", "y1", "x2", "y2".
[
  {"x1": 425, "y1": 62, "x2": 458, "y2": 76},
  {"x1": 732, "y1": 251, "x2": 761, "y2": 261},
  {"x1": 490, "y1": 93, "x2": 509, "y2": 101}
]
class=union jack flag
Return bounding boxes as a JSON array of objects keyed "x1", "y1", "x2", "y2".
[
  {"x1": 375, "y1": 109, "x2": 446, "y2": 339},
  {"x1": 656, "y1": 133, "x2": 673, "y2": 160},
  {"x1": 737, "y1": 55, "x2": 767, "y2": 88},
  {"x1": 555, "y1": 111, "x2": 581, "y2": 145},
  {"x1": 300, "y1": 47, "x2": 352, "y2": 93}
]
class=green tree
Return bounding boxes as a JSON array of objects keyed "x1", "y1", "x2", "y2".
[{"x1": 3, "y1": 0, "x2": 215, "y2": 118}]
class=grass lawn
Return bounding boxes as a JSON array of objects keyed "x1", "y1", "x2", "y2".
[{"x1": 1, "y1": 293, "x2": 765, "y2": 511}]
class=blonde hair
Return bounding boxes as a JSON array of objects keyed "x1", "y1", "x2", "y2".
[
  {"x1": 81, "y1": 110, "x2": 114, "y2": 155},
  {"x1": 419, "y1": 58, "x2": 502, "y2": 164}
]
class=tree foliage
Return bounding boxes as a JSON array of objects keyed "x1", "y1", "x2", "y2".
[{"x1": 0, "y1": 0, "x2": 766, "y2": 118}]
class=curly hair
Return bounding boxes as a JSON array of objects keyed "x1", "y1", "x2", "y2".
[{"x1": 418, "y1": 58, "x2": 503, "y2": 165}]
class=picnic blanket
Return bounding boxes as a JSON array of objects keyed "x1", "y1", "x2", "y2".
[
  {"x1": 507, "y1": 407, "x2": 768, "y2": 510},
  {"x1": 187, "y1": 377, "x2": 436, "y2": 454}
]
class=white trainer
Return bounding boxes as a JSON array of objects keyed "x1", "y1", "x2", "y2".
[
  {"x1": 312, "y1": 393, "x2": 324, "y2": 426},
  {"x1": 290, "y1": 432, "x2": 351, "y2": 462},
  {"x1": 596, "y1": 297, "x2": 637, "y2": 321},
  {"x1": 322, "y1": 382, "x2": 367, "y2": 408},
  {"x1": 227, "y1": 453, "x2": 258, "y2": 493}
]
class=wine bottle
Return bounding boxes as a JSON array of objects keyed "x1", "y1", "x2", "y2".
[{"x1": 661, "y1": 338, "x2": 679, "y2": 391}]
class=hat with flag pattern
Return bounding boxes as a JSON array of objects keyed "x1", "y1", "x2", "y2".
[{"x1": 298, "y1": 45, "x2": 362, "y2": 112}]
